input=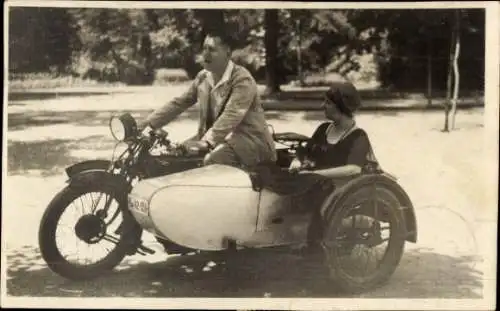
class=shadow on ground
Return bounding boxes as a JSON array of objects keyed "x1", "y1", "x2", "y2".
[
  {"x1": 8, "y1": 92, "x2": 113, "y2": 102},
  {"x1": 8, "y1": 111, "x2": 157, "y2": 131},
  {"x1": 7, "y1": 136, "x2": 117, "y2": 177},
  {"x1": 7, "y1": 110, "x2": 331, "y2": 131},
  {"x1": 5, "y1": 245, "x2": 483, "y2": 298}
]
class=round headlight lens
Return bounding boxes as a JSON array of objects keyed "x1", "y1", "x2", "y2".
[{"x1": 110, "y1": 116, "x2": 126, "y2": 141}]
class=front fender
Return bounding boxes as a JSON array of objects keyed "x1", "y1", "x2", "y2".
[
  {"x1": 67, "y1": 170, "x2": 130, "y2": 196},
  {"x1": 65, "y1": 160, "x2": 112, "y2": 178},
  {"x1": 320, "y1": 173, "x2": 418, "y2": 243}
]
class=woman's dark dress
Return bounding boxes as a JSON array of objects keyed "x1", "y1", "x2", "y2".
[
  {"x1": 258, "y1": 122, "x2": 375, "y2": 196},
  {"x1": 299, "y1": 122, "x2": 373, "y2": 170}
]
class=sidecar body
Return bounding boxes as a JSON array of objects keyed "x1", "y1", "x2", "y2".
[
  {"x1": 127, "y1": 163, "x2": 418, "y2": 252},
  {"x1": 128, "y1": 164, "x2": 313, "y2": 251}
]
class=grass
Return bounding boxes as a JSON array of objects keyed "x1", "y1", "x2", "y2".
[
  {"x1": 7, "y1": 70, "x2": 191, "y2": 90},
  {"x1": 8, "y1": 73, "x2": 125, "y2": 90},
  {"x1": 7, "y1": 71, "x2": 484, "y2": 106}
]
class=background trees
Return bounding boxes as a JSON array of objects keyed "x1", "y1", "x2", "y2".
[{"x1": 8, "y1": 7, "x2": 485, "y2": 93}]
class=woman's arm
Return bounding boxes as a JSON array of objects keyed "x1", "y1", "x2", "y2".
[
  {"x1": 346, "y1": 130, "x2": 371, "y2": 167},
  {"x1": 299, "y1": 130, "x2": 371, "y2": 177},
  {"x1": 300, "y1": 164, "x2": 361, "y2": 178}
]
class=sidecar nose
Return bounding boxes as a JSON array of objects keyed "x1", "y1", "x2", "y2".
[{"x1": 127, "y1": 194, "x2": 158, "y2": 234}]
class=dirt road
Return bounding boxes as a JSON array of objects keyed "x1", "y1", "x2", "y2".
[{"x1": 2, "y1": 93, "x2": 495, "y2": 300}]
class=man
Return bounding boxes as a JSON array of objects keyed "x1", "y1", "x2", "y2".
[{"x1": 139, "y1": 30, "x2": 277, "y2": 169}]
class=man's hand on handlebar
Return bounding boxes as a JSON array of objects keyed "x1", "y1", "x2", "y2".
[
  {"x1": 140, "y1": 125, "x2": 154, "y2": 136},
  {"x1": 181, "y1": 140, "x2": 211, "y2": 156}
]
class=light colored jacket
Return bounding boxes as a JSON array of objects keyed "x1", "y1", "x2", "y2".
[{"x1": 142, "y1": 62, "x2": 277, "y2": 167}]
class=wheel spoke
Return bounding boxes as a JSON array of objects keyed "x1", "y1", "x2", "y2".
[
  {"x1": 78, "y1": 195, "x2": 86, "y2": 215},
  {"x1": 105, "y1": 202, "x2": 119, "y2": 224},
  {"x1": 91, "y1": 192, "x2": 106, "y2": 214},
  {"x1": 102, "y1": 234, "x2": 120, "y2": 244},
  {"x1": 363, "y1": 247, "x2": 378, "y2": 276}
]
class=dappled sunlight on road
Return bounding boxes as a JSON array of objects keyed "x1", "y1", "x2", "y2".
[
  {"x1": 360, "y1": 247, "x2": 484, "y2": 298},
  {"x1": 4, "y1": 97, "x2": 491, "y2": 298},
  {"x1": 7, "y1": 87, "x2": 190, "y2": 114},
  {"x1": 7, "y1": 124, "x2": 111, "y2": 142},
  {"x1": 5, "y1": 245, "x2": 337, "y2": 298},
  {"x1": 5, "y1": 243, "x2": 484, "y2": 298}
]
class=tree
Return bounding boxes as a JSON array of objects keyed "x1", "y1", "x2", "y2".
[
  {"x1": 8, "y1": 7, "x2": 77, "y2": 74},
  {"x1": 264, "y1": 9, "x2": 280, "y2": 95},
  {"x1": 451, "y1": 10, "x2": 461, "y2": 130},
  {"x1": 353, "y1": 9, "x2": 483, "y2": 92},
  {"x1": 443, "y1": 23, "x2": 454, "y2": 132},
  {"x1": 443, "y1": 10, "x2": 463, "y2": 132},
  {"x1": 69, "y1": 8, "x2": 159, "y2": 84}
]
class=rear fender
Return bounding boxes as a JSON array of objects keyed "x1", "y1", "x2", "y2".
[
  {"x1": 65, "y1": 160, "x2": 112, "y2": 178},
  {"x1": 320, "y1": 173, "x2": 418, "y2": 243}
]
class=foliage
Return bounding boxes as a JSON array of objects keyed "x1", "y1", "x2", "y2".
[
  {"x1": 9, "y1": 7, "x2": 79, "y2": 74},
  {"x1": 8, "y1": 72, "x2": 123, "y2": 90},
  {"x1": 8, "y1": 7, "x2": 485, "y2": 91},
  {"x1": 348, "y1": 9, "x2": 485, "y2": 90},
  {"x1": 68, "y1": 8, "x2": 156, "y2": 84}
]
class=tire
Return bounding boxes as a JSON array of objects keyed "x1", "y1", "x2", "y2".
[
  {"x1": 321, "y1": 184, "x2": 406, "y2": 294},
  {"x1": 38, "y1": 181, "x2": 142, "y2": 281}
]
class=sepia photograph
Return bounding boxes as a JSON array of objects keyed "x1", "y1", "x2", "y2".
[{"x1": 2, "y1": 1, "x2": 498, "y2": 310}]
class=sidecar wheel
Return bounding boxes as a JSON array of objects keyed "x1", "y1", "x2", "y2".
[
  {"x1": 321, "y1": 185, "x2": 406, "y2": 294},
  {"x1": 38, "y1": 182, "x2": 142, "y2": 281}
]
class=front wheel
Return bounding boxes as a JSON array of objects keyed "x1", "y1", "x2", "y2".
[
  {"x1": 321, "y1": 184, "x2": 406, "y2": 294},
  {"x1": 38, "y1": 181, "x2": 142, "y2": 281}
]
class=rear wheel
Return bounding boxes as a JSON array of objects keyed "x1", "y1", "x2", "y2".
[
  {"x1": 321, "y1": 184, "x2": 406, "y2": 293},
  {"x1": 38, "y1": 181, "x2": 142, "y2": 280}
]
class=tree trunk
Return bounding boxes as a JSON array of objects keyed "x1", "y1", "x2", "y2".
[
  {"x1": 140, "y1": 33, "x2": 154, "y2": 85},
  {"x1": 264, "y1": 9, "x2": 281, "y2": 95},
  {"x1": 296, "y1": 19, "x2": 305, "y2": 87},
  {"x1": 110, "y1": 48, "x2": 126, "y2": 82},
  {"x1": 145, "y1": 9, "x2": 161, "y2": 31},
  {"x1": 426, "y1": 35, "x2": 433, "y2": 107},
  {"x1": 450, "y1": 10, "x2": 461, "y2": 130},
  {"x1": 443, "y1": 19, "x2": 455, "y2": 132}
]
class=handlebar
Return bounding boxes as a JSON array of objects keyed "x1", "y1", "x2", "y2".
[{"x1": 140, "y1": 129, "x2": 208, "y2": 159}]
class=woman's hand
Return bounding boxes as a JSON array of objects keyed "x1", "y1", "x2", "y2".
[{"x1": 288, "y1": 158, "x2": 303, "y2": 173}]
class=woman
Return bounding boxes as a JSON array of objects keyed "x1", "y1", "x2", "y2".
[
  {"x1": 289, "y1": 81, "x2": 379, "y2": 176},
  {"x1": 288, "y1": 81, "x2": 381, "y2": 257},
  {"x1": 258, "y1": 81, "x2": 379, "y2": 195}
]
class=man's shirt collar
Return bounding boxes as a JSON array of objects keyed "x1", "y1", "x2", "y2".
[{"x1": 206, "y1": 60, "x2": 234, "y2": 90}]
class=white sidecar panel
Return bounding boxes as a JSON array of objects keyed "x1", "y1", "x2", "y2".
[
  {"x1": 255, "y1": 189, "x2": 292, "y2": 231},
  {"x1": 149, "y1": 186, "x2": 260, "y2": 251},
  {"x1": 128, "y1": 164, "x2": 261, "y2": 251},
  {"x1": 237, "y1": 189, "x2": 310, "y2": 248}
]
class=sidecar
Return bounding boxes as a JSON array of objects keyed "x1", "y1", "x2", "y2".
[{"x1": 127, "y1": 157, "x2": 418, "y2": 292}]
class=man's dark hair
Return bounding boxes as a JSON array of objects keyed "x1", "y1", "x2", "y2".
[{"x1": 203, "y1": 29, "x2": 235, "y2": 50}]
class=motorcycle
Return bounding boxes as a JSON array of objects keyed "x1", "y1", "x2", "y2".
[{"x1": 38, "y1": 112, "x2": 418, "y2": 294}]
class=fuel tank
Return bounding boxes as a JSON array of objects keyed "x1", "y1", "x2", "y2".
[{"x1": 128, "y1": 164, "x2": 260, "y2": 251}]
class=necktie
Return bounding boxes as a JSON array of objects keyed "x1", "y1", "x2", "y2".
[{"x1": 205, "y1": 87, "x2": 215, "y2": 130}]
